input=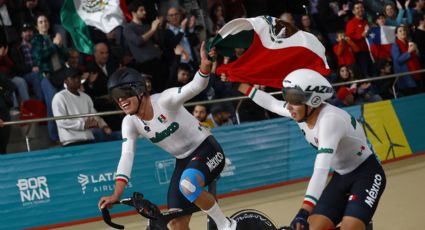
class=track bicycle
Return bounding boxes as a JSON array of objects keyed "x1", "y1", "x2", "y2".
[{"x1": 101, "y1": 185, "x2": 373, "y2": 230}]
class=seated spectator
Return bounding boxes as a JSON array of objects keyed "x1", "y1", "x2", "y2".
[
  {"x1": 52, "y1": 67, "x2": 112, "y2": 147},
  {"x1": 167, "y1": 58, "x2": 193, "y2": 88},
  {"x1": 82, "y1": 43, "x2": 122, "y2": 140},
  {"x1": 356, "y1": 82, "x2": 383, "y2": 104},
  {"x1": 32, "y1": 14, "x2": 68, "y2": 76},
  {"x1": 334, "y1": 65, "x2": 357, "y2": 90},
  {"x1": 124, "y1": 0, "x2": 169, "y2": 92},
  {"x1": 32, "y1": 13, "x2": 68, "y2": 142},
  {"x1": 334, "y1": 86, "x2": 356, "y2": 107},
  {"x1": 300, "y1": 14, "x2": 324, "y2": 40},
  {"x1": 192, "y1": 104, "x2": 214, "y2": 128},
  {"x1": 208, "y1": 103, "x2": 234, "y2": 127},
  {"x1": 374, "y1": 59, "x2": 395, "y2": 99},
  {"x1": 333, "y1": 31, "x2": 359, "y2": 68},
  {"x1": 0, "y1": 44, "x2": 30, "y2": 114},
  {"x1": 83, "y1": 43, "x2": 117, "y2": 99},
  {"x1": 9, "y1": 23, "x2": 43, "y2": 101},
  {"x1": 391, "y1": 25, "x2": 421, "y2": 96},
  {"x1": 0, "y1": 74, "x2": 15, "y2": 154},
  {"x1": 208, "y1": 2, "x2": 226, "y2": 35},
  {"x1": 384, "y1": 1, "x2": 413, "y2": 26}
]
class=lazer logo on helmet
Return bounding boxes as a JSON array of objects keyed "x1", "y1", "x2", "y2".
[
  {"x1": 150, "y1": 122, "x2": 180, "y2": 143},
  {"x1": 305, "y1": 85, "x2": 333, "y2": 93}
]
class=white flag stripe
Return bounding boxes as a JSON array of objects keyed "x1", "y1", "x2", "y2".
[
  {"x1": 218, "y1": 17, "x2": 329, "y2": 69},
  {"x1": 380, "y1": 26, "x2": 396, "y2": 45},
  {"x1": 74, "y1": 0, "x2": 124, "y2": 33}
]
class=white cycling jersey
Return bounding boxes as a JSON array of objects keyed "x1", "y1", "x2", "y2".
[
  {"x1": 246, "y1": 87, "x2": 373, "y2": 207},
  {"x1": 115, "y1": 71, "x2": 211, "y2": 183}
]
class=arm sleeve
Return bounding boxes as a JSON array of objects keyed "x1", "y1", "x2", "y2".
[
  {"x1": 158, "y1": 71, "x2": 209, "y2": 110},
  {"x1": 303, "y1": 114, "x2": 346, "y2": 208},
  {"x1": 52, "y1": 94, "x2": 85, "y2": 131},
  {"x1": 392, "y1": 43, "x2": 411, "y2": 64},
  {"x1": 246, "y1": 86, "x2": 291, "y2": 118},
  {"x1": 31, "y1": 36, "x2": 58, "y2": 62},
  {"x1": 123, "y1": 25, "x2": 145, "y2": 47},
  {"x1": 116, "y1": 117, "x2": 138, "y2": 184}
]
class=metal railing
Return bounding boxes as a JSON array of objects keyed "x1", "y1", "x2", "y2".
[{"x1": 2, "y1": 69, "x2": 425, "y2": 151}]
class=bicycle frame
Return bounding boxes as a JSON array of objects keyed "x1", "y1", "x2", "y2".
[{"x1": 102, "y1": 181, "x2": 217, "y2": 230}]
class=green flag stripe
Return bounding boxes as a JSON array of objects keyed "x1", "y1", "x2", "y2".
[
  {"x1": 207, "y1": 30, "x2": 254, "y2": 57},
  {"x1": 60, "y1": 0, "x2": 94, "y2": 54}
]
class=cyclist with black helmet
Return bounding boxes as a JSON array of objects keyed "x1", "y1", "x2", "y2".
[
  {"x1": 238, "y1": 69, "x2": 386, "y2": 230},
  {"x1": 98, "y1": 42, "x2": 237, "y2": 230}
]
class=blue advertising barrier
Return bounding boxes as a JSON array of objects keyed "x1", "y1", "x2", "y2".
[{"x1": 1, "y1": 93, "x2": 425, "y2": 229}]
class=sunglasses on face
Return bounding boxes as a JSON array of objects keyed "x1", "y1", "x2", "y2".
[
  {"x1": 282, "y1": 87, "x2": 309, "y2": 105},
  {"x1": 111, "y1": 86, "x2": 139, "y2": 102}
]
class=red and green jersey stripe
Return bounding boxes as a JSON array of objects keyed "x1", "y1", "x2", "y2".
[
  {"x1": 245, "y1": 86, "x2": 258, "y2": 99},
  {"x1": 115, "y1": 174, "x2": 129, "y2": 184},
  {"x1": 303, "y1": 195, "x2": 318, "y2": 208}
]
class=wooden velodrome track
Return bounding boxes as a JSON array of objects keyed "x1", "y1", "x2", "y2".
[{"x1": 57, "y1": 153, "x2": 425, "y2": 230}]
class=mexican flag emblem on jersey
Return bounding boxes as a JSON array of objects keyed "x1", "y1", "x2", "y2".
[{"x1": 158, "y1": 114, "x2": 167, "y2": 123}]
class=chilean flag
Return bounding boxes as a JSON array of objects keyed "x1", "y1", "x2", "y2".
[
  {"x1": 208, "y1": 16, "x2": 331, "y2": 89},
  {"x1": 366, "y1": 26, "x2": 396, "y2": 62}
]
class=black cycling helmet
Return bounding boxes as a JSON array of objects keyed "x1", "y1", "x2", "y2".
[
  {"x1": 108, "y1": 67, "x2": 147, "y2": 92},
  {"x1": 108, "y1": 68, "x2": 148, "y2": 115},
  {"x1": 108, "y1": 68, "x2": 148, "y2": 101}
]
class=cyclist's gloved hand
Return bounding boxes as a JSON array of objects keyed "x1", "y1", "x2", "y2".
[
  {"x1": 290, "y1": 208, "x2": 310, "y2": 230},
  {"x1": 132, "y1": 192, "x2": 160, "y2": 220}
]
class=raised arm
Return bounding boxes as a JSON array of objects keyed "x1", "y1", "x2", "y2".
[
  {"x1": 238, "y1": 83, "x2": 291, "y2": 118},
  {"x1": 158, "y1": 41, "x2": 212, "y2": 109}
]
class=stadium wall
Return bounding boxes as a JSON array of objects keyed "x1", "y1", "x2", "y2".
[{"x1": 1, "y1": 94, "x2": 424, "y2": 229}]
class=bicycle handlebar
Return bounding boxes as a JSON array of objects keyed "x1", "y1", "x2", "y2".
[{"x1": 101, "y1": 192, "x2": 161, "y2": 229}]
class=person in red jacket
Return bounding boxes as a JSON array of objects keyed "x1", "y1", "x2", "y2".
[
  {"x1": 333, "y1": 31, "x2": 359, "y2": 68},
  {"x1": 346, "y1": 1, "x2": 373, "y2": 77}
]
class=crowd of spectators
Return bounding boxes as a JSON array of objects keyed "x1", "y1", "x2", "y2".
[{"x1": 0, "y1": 0, "x2": 424, "y2": 154}]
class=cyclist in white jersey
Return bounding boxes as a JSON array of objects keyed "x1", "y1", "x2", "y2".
[
  {"x1": 238, "y1": 69, "x2": 386, "y2": 230},
  {"x1": 98, "y1": 42, "x2": 237, "y2": 230}
]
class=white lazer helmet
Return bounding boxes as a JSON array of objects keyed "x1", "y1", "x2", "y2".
[{"x1": 282, "y1": 69, "x2": 333, "y2": 108}]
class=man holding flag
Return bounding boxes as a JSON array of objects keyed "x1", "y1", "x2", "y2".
[
  {"x1": 366, "y1": 13, "x2": 396, "y2": 62},
  {"x1": 209, "y1": 15, "x2": 386, "y2": 230},
  {"x1": 208, "y1": 16, "x2": 330, "y2": 89}
]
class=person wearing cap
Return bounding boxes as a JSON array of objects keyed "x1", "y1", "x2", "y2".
[
  {"x1": 98, "y1": 42, "x2": 238, "y2": 230},
  {"x1": 9, "y1": 23, "x2": 43, "y2": 101},
  {"x1": 335, "y1": 86, "x2": 356, "y2": 107},
  {"x1": 51, "y1": 67, "x2": 112, "y2": 147},
  {"x1": 208, "y1": 103, "x2": 234, "y2": 128}
]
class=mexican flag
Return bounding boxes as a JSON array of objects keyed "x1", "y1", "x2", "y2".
[
  {"x1": 209, "y1": 16, "x2": 331, "y2": 89},
  {"x1": 61, "y1": 0, "x2": 125, "y2": 54}
]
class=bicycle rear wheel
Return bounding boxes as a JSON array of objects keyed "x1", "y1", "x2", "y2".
[{"x1": 230, "y1": 209, "x2": 278, "y2": 230}]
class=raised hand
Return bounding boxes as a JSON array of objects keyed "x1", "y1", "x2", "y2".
[{"x1": 199, "y1": 41, "x2": 212, "y2": 73}]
